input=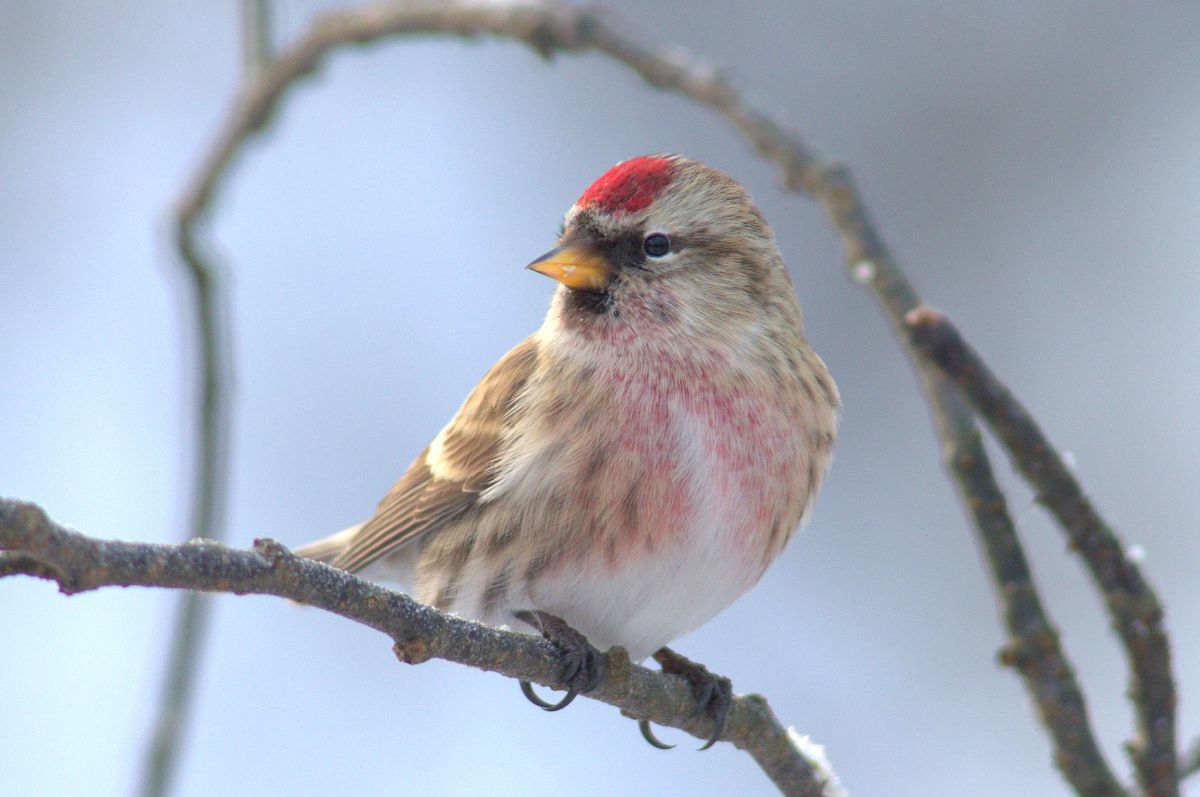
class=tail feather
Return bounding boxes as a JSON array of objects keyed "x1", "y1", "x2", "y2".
[{"x1": 293, "y1": 523, "x2": 364, "y2": 566}]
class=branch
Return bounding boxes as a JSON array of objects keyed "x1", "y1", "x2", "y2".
[
  {"x1": 739, "y1": 42, "x2": 1134, "y2": 797},
  {"x1": 170, "y1": 1, "x2": 823, "y2": 241},
  {"x1": 927, "y1": 380, "x2": 1127, "y2": 795},
  {"x1": 141, "y1": 0, "x2": 259, "y2": 789},
  {"x1": 906, "y1": 306, "x2": 1177, "y2": 795},
  {"x1": 242, "y1": 0, "x2": 272, "y2": 76},
  {"x1": 0, "y1": 498, "x2": 838, "y2": 797}
]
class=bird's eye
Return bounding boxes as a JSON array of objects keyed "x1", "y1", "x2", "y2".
[{"x1": 643, "y1": 233, "x2": 671, "y2": 258}]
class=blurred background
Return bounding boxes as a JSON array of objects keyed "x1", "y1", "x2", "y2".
[{"x1": 2, "y1": 2, "x2": 1198, "y2": 795}]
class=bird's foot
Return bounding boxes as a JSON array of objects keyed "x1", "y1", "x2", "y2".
[
  {"x1": 514, "y1": 609, "x2": 605, "y2": 712},
  {"x1": 639, "y1": 647, "x2": 733, "y2": 751}
]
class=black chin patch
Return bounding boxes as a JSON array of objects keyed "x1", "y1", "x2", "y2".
[{"x1": 565, "y1": 288, "x2": 614, "y2": 316}]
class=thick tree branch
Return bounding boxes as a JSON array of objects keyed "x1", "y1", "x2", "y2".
[
  {"x1": 906, "y1": 305, "x2": 1177, "y2": 795},
  {"x1": 0, "y1": 498, "x2": 837, "y2": 797},
  {"x1": 0, "y1": 551, "x2": 59, "y2": 581}
]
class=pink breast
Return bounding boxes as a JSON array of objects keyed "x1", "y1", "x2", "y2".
[{"x1": 601, "y1": 357, "x2": 802, "y2": 556}]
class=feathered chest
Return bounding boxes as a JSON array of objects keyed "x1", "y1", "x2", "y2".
[
  {"x1": 485, "y1": 341, "x2": 824, "y2": 571},
  {"x1": 444, "y1": 326, "x2": 838, "y2": 658}
]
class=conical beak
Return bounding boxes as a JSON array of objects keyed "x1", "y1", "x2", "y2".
[{"x1": 526, "y1": 245, "x2": 612, "y2": 292}]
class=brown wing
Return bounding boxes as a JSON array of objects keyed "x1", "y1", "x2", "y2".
[{"x1": 330, "y1": 337, "x2": 539, "y2": 573}]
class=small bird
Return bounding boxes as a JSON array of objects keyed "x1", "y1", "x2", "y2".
[{"x1": 297, "y1": 155, "x2": 838, "y2": 748}]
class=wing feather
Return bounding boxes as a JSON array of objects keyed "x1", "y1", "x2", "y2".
[{"x1": 331, "y1": 338, "x2": 539, "y2": 573}]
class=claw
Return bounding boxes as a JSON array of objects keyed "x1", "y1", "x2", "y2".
[
  {"x1": 697, "y1": 711, "x2": 726, "y2": 751},
  {"x1": 512, "y1": 609, "x2": 604, "y2": 713},
  {"x1": 652, "y1": 647, "x2": 733, "y2": 751},
  {"x1": 638, "y1": 719, "x2": 676, "y2": 750},
  {"x1": 519, "y1": 679, "x2": 580, "y2": 711}
]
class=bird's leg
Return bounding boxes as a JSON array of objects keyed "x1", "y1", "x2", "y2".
[
  {"x1": 639, "y1": 646, "x2": 733, "y2": 751},
  {"x1": 513, "y1": 609, "x2": 606, "y2": 712}
]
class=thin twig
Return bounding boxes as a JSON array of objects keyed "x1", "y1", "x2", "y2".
[
  {"x1": 929, "y1": 376, "x2": 1126, "y2": 795},
  {"x1": 161, "y1": 1, "x2": 1140, "y2": 793},
  {"x1": 242, "y1": 0, "x2": 272, "y2": 76},
  {"x1": 140, "y1": 197, "x2": 231, "y2": 797},
  {"x1": 906, "y1": 305, "x2": 1177, "y2": 796},
  {"x1": 814, "y1": 180, "x2": 1128, "y2": 795},
  {"x1": 1, "y1": 498, "x2": 834, "y2": 797},
  {"x1": 141, "y1": 8, "x2": 261, "y2": 797}
]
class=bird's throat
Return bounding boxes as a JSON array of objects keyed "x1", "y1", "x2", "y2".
[{"x1": 564, "y1": 287, "x2": 614, "y2": 316}]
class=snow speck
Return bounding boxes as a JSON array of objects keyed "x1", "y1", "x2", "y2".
[
  {"x1": 787, "y1": 727, "x2": 847, "y2": 797},
  {"x1": 851, "y1": 260, "x2": 876, "y2": 284},
  {"x1": 1125, "y1": 544, "x2": 1147, "y2": 564}
]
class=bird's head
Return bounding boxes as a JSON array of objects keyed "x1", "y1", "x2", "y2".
[{"x1": 529, "y1": 155, "x2": 800, "y2": 343}]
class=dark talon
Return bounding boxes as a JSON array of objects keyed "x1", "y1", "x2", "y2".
[
  {"x1": 697, "y1": 710, "x2": 727, "y2": 751},
  {"x1": 638, "y1": 719, "x2": 676, "y2": 750},
  {"x1": 652, "y1": 647, "x2": 733, "y2": 751},
  {"x1": 520, "y1": 679, "x2": 579, "y2": 711},
  {"x1": 513, "y1": 609, "x2": 605, "y2": 712}
]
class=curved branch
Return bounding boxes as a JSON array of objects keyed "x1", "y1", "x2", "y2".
[
  {"x1": 923, "y1": 381, "x2": 1126, "y2": 795},
  {"x1": 171, "y1": 2, "x2": 819, "y2": 234},
  {"x1": 144, "y1": 68, "x2": 233, "y2": 797},
  {"x1": 906, "y1": 305, "x2": 1177, "y2": 795},
  {"x1": 242, "y1": 0, "x2": 272, "y2": 76},
  {"x1": 0, "y1": 498, "x2": 837, "y2": 797},
  {"x1": 804, "y1": 166, "x2": 1131, "y2": 794}
]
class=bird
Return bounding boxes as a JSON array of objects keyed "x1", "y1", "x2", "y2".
[{"x1": 296, "y1": 154, "x2": 839, "y2": 749}]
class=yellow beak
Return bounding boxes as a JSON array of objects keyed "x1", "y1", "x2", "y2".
[{"x1": 526, "y1": 245, "x2": 612, "y2": 292}]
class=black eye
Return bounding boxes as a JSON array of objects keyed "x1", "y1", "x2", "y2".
[{"x1": 643, "y1": 233, "x2": 671, "y2": 258}]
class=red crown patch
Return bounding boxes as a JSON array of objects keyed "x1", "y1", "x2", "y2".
[{"x1": 576, "y1": 156, "x2": 673, "y2": 215}]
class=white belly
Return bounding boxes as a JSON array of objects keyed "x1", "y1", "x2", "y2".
[{"x1": 515, "y1": 399, "x2": 772, "y2": 661}]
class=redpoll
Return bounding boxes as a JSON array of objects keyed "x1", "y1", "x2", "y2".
[{"x1": 298, "y1": 155, "x2": 839, "y2": 747}]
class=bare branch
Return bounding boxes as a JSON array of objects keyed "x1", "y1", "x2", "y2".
[
  {"x1": 906, "y1": 305, "x2": 1177, "y2": 796},
  {"x1": 170, "y1": 1, "x2": 822, "y2": 240},
  {"x1": 1, "y1": 498, "x2": 834, "y2": 797},
  {"x1": 0, "y1": 551, "x2": 60, "y2": 581},
  {"x1": 922, "y1": 378, "x2": 1127, "y2": 796},
  {"x1": 140, "y1": 223, "x2": 229, "y2": 789},
  {"x1": 139, "y1": 592, "x2": 213, "y2": 797},
  {"x1": 143, "y1": 2, "x2": 267, "y2": 792},
  {"x1": 242, "y1": 0, "x2": 272, "y2": 76},
  {"x1": 774, "y1": 85, "x2": 1135, "y2": 797}
]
